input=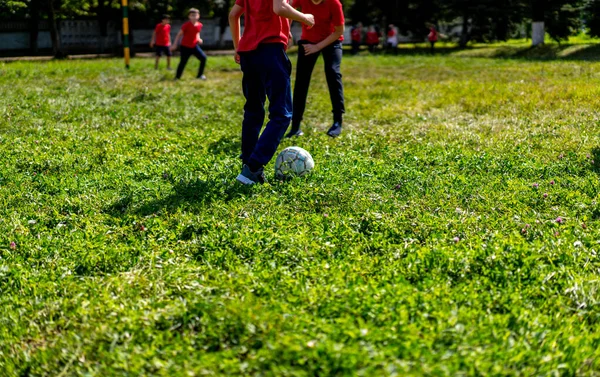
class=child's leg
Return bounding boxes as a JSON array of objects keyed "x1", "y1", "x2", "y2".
[
  {"x1": 176, "y1": 47, "x2": 192, "y2": 79},
  {"x1": 154, "y1": 47, "x2": 161, "y2": 69},
  {"x1": 322, "y1": 41, "x2": 345, "y2": 124},
  {"x1": 166, "y1": 47, "x2": 172, "y2": 69},
  {"x1": 291, "y1": 41, "x2": 319, "y2": 130},
  {"x1": 239, "y1": 51, "x2": 267, "y2": 166},
  {"x1": 193, "y1": 45, "x2": 208, "y2": 78},
  {"x1": 246, "y1": 45, "x2": 292, "y2": 170}
]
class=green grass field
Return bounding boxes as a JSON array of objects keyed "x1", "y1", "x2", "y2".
[{"x1": 2, "y1": 52, "x2": 600, "y2": 376}]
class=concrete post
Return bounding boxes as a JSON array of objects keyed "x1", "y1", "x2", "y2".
[{"x1": 532, "y1": 21, "x2": 544, "y2": 46}]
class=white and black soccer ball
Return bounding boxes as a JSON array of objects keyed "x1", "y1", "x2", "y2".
[{"x1": 275, "y1": 147, "x2": 315, "y2": 179}]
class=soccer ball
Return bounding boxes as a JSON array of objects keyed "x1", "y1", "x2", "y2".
[{"x1": 275, "y1": 147, "x2": 315, "y2": 179}]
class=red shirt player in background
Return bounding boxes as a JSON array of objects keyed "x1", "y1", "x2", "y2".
[
  {"x1": 351, "y1": 22, "x2": 362, "y2": 55},
  {"x1": 287, "y1": 0, "x2": 346, "y2": 138},
  {"x1": 150, "y1": 14, "x2": 172, "y2": 70},
  {"x1": 366, "y1": 25, "x2": 380, "y2": 53},
  {"x1": 428, "y1": 24, "x2": 439, "y2": 53},
  {"x1": 228, "y1": 0, "x2": 314, "y2": 184},
  {"x1": 172, "y1": 8, "x2": 208, "y2": 80},
  {"x1": 386, "y1": 24, "x2": 398, "y2": 54}
]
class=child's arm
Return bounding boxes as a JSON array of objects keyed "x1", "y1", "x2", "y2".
[
  {"x1": 273, "y1": 0, "x2": 314, "y2": 27},
  {"x1": 229, "y1": 4, "x2": 244, "y2": 64},
  {"x1": 197, "y1": 32, "x2": 203, "y2": 45},
  {"x1": 304, "y1": 25, "x2": 344, "y2": 55},
  {"x1": 171, "y1": 30, "x2": 183, "y2": 51},
  {"x1": 150, "y1": 30, "x2": 156, "y2": 47}
]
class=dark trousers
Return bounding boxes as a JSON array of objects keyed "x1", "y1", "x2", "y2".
[
  {"x1": 240, "y1": 44, "x2": 293, "y2": 169},
  {"x1": 176, "y1": 45, "x2": 207, "y2": 79},
  {"x1": 386, "y1": 42, "x2": 398, "y2": 55},
  {"x1": 430, "y1": 41, "x2": 436, "y2": 53},
  {"x1": 351, "y1": 41, "x2": 360, "y2": 55},
  {"x1": 293, "y1": 40, "x2": 345, "y2": 128}
]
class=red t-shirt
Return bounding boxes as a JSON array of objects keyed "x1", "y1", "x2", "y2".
[
  {"x1": 387, "y1": 29, "x2": 397, "y2": 38},
  {"x1": 154, "y1": 23, "x2": 171, "y2": 46},
  {"x1": 180, "y1": 21, "x2": 202, "y2": 48},
  {"x1": 351, "y1": 28, "x2": 362, "y2": 42},
  {"x1": 292, "y1": 0, "x2": 344, "y2": 44},
  {"x1": 428, "y1": 27, "x2": 438, "y2": 42},
  {"x1": 235, "y1": 0, "x2": 290, "y2": 52},
  {"x1": 366, "y1": 31, "x2": 379, "y2": 45}
]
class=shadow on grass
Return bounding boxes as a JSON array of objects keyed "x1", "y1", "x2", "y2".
[
  {"x1": 461, "y1": 43, "x2": 600, "y2": 61},
  {"x1": 340, "y1": 43, "x2": 600, "y2": 62},
  {"x1": 207, "y1": 136, "x2": 240, "y2": 156},
  {"x1": 104, "y1": 177, "x2": 253, "y2": 217},
  {"x1": 590, "y1": 148, "x2": 600, "y2": 175}
]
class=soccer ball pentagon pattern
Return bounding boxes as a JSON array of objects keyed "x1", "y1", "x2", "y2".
[{"x1": 275, "y1": 147, "x2": 315, "y2": 179}]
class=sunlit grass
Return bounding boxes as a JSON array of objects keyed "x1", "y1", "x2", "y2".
[{"x1": 1, "y1": 54, "x2": 600, "y2": 376}]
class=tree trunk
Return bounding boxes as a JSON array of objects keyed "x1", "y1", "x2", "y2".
[
  {"x1": 459, "y1": 12, "x2": 469, "y2": 48},
  {"x1": 48, "y1": 0, "x2": 64, "y2": 58},
  {"x1": 532, "y1": 0, "x2": 545, "y2": 46},
  {"x1": 97, "y1": 0, "x2": 108, "y2": 53},
  {"x1": 217, "y1": 0, "x2": 233, "y2": 48},
  {"x1": 29, "y1": 0, "x2": 40, "y2": 54}
]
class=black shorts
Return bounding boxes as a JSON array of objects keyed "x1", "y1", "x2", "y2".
[{"x1": 155, "y1": 46, "x2": 172, "y2": 57}]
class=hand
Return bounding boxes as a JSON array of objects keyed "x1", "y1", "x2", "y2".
[
  {"x1": 303, "y1": 14, "x2": 315, "y2": 29},
  {"x1": 234, "y1": 53, "x2": 241, "y2": 64},
  {"x1": 150, "y1": 42, "x2": 154, "y2": 48},
  {"x1": 170, "y1": 45, "x2": 176, "y2": 52},
  {"x1": 303, "y1": 43, "x2": 321, "y2": 56},
  {"x1": 199, "y1": 38, "x2": 204, "y2": 45},
  {"x1": 288, "y1": 33, "x2": 294, "y2": 48}
]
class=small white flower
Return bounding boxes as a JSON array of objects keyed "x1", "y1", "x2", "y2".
[{"x1": 574, "y1": 241, "x2": 583, "y2": 248}]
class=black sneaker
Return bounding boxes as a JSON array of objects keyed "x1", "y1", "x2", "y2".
[
  {"x1": 286, "y1": 127, "x2": 304, "y2": 138},
  {"x1": 236, "y1": 165, "x2": 266, "y2": 185},
  {"x1": 327, "y1": 122, "x2": 343, "y2": 138}
]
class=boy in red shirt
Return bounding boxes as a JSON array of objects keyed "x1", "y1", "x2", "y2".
[
  {"x1": 386, "y1": 24, "x2": 398, "y2": 54},
  {"x1": 287, "y1": 0, "x2": 346, "y2": 138},
  {"x1": 428, "y1": 24, "x2": 439, "y2": 53},
  {"x1": 366, "y1": 25, "x2": 380, "y2": 53},
  {"x1": 150, "y1": 14, "x2": 172, "y2": 70},
  {"x1": 229, "y1": 0, "x2": 314, "y2": 185},
  {"x1": 351, "y1": 22, "x2": 362, "y2": 55},
  {"x1": 172, "y1": 8, "x2": 208, "y2": 80}
]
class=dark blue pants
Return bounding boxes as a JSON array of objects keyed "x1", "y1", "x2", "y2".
[
  {"x1": 176, "y1": 45, "x2": 207, "y2": 79},
  {"x1": 239, "y1": 44, "x2": 293, "y2": 169},
  {"x1": 293, "y1": 40, "x2": 345, "y2": 127}
]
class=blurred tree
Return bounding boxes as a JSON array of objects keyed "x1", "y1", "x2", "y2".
[
  {"x1": 0, "y1": 0, "x2": 28, "y2": 17},
  {"x1": 1, "y1": 0, "x2": 596, "y2": 56},
  {"x1": 46, "y1": 0, "x2": 64, "y2": 57},
  {"x1": 585, "y1": 0, "x2": 600, "y2": 36},
  {"x1": 348, "y1": 0, "x2": 443, "y2": 38},
  {"x1": 532, "y1": 0, "x2": 584, "y2": 45}
]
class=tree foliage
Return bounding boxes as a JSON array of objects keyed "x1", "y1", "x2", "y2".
[{"x1": 586, "y1": 0, "x2": 600, "y2": 37}]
